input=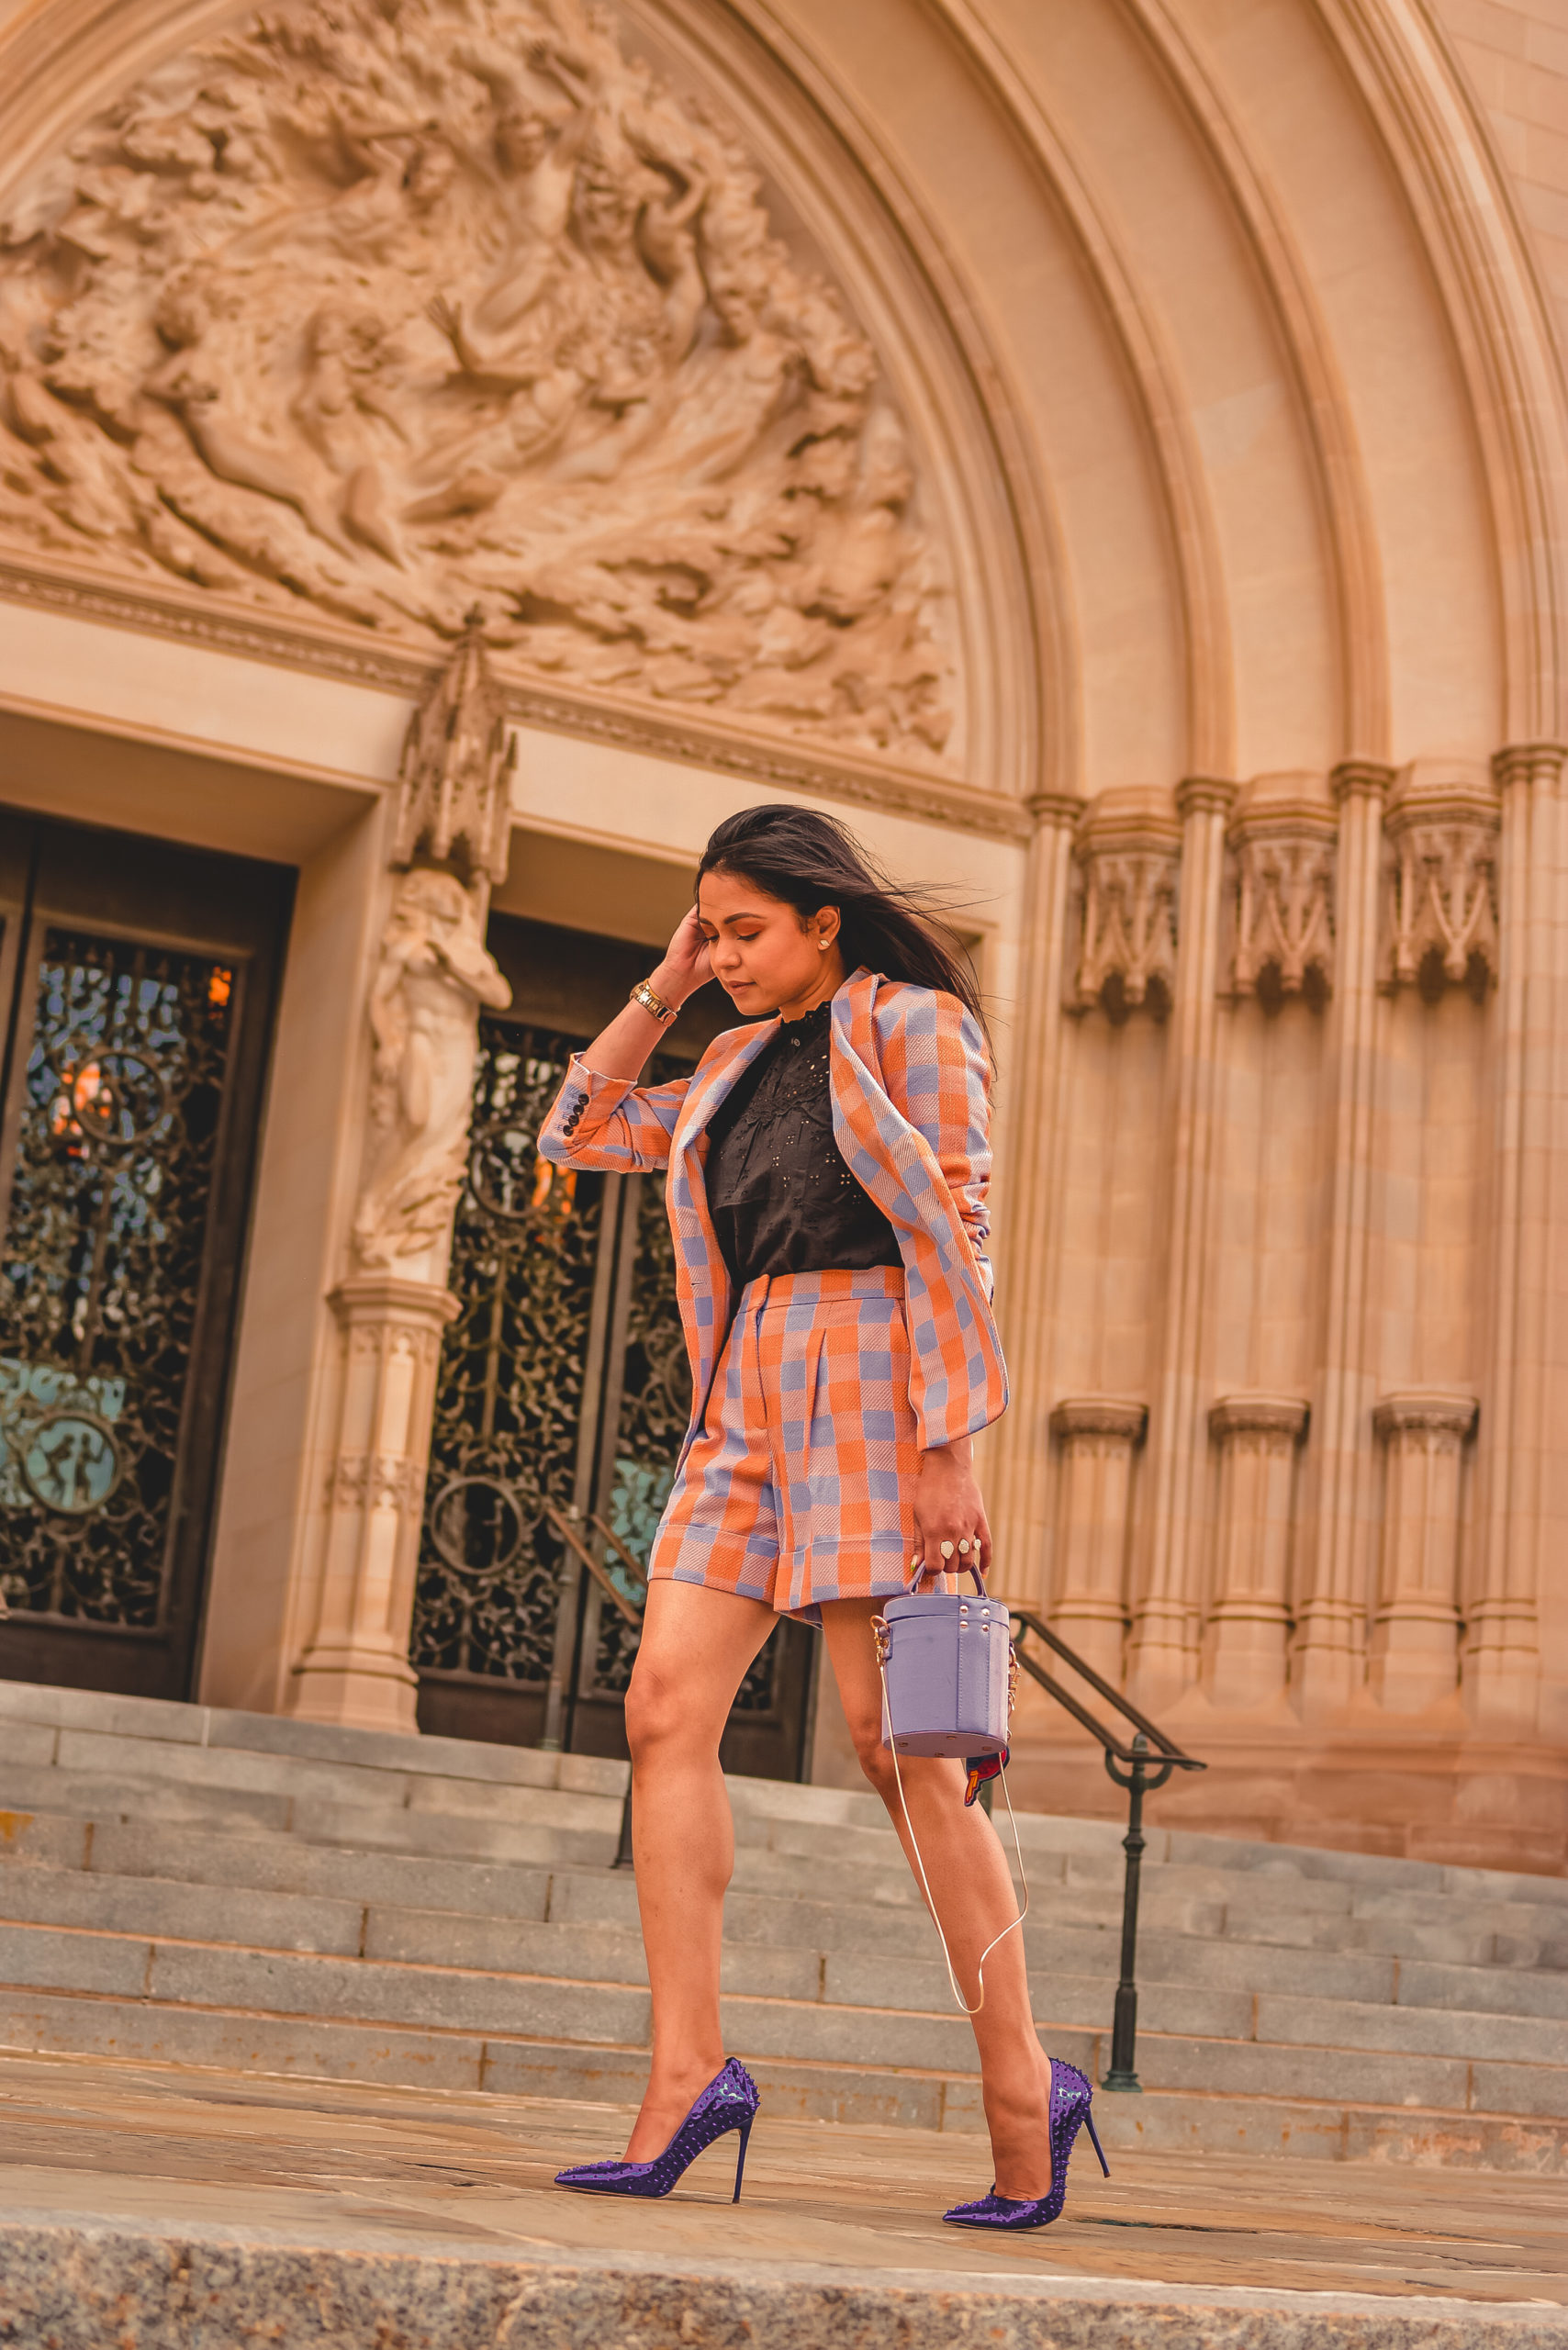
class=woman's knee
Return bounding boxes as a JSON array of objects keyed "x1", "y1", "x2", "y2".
[
  {"x1": 624, "y1": 1659, "x2": 717, "y2": 1765},
  {"x1": 844, "y1": 1707, "x2": 899, "y2": 1801}
]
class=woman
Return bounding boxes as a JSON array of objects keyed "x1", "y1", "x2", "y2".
[{"x1": 538, "y1": 805, "x2": 1103, "y2": 2228}]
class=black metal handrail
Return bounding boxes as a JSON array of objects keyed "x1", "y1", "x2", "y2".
[{"x1": 1008, "y1": 1609, "x2": 1205, "y2": 2091}]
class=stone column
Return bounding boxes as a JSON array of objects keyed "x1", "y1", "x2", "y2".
[
  {"x1": 1293, "y1": 759, "x2": 1393, "y2": 1716},
  {"x1": 287, "y1": 623, "x2": 515, "y2": 1733},
  {"x1": 1468, "y1": 743, "x2": 1566, "y2": 1728},
  {"x1": 291, "y1": 1276, "x2": 459, "y2": 1729},
  {"x1": 1047, "y1": 1397, "x2": 1147, "y2": 1682},
  {"x1": 1205, "y1": 1395, "x2": 1308, "y2": 1709},
  {"x1": 1127, "y1": 777, "x2": 1236, "y2": 1707},
  {"x1": 1368, "y1": 1390, "x2": 1477, "y2": 1712},
  {"x1": 988, "y1": 794, "x2": 1081, "y2": 1606}
]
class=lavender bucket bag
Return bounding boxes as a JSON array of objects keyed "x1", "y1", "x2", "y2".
[
  {"x1": 877, "y1": 1569, "x2": 1012, "y2": 1759},
  {"x1": 873, "y1": 1568, "x2": 1028, "y2": 2016}
]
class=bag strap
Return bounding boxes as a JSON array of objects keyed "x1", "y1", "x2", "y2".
[{"x1": 874, "y1": 1639, "x2": 1028, "y2": 2020}]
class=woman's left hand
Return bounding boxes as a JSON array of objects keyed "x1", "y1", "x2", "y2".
[{"x1": 911, "y1": 1438, "x2": 991, "y2": 1583}]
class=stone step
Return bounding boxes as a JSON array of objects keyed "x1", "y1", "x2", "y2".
[
  {"x1": 1, "y1": 1908, "x2": 1563, "y2": 2116},
  {"x1": 6, "y1": 1676, "x2": 1568, "y2": 2171},
  {"x1": 0, "y1": 1930, "x2": 1562, "y2": 2139},
  {"x1": 9, "y1": 1980, "x2": 1565, "y2": 2169},
  {"x1": 6, "y1": 1806, "x2": 1567, "y2": 2026},
  {"x1": 10, "y1": 1751, "x2": 1562, "y2": 1968},
  {"x1": 9, "y1": 1677, "x2": 1568, "y2": 1911}
]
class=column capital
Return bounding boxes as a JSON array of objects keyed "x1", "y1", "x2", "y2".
[
  {"x1": 1372, "y1": 1389, "x2": 1478, "y2": 1441},
  {"x1": 328, "y1": 1274, "x2": 461, "y2": 1330},
  {"x1": 1209, "y1": 1393, "x2": 1309, "y2": 1442},
  {"x1": 1329, "y1": 758, "x2": 1395, "y2": 804},
  {"x1": 1175, "y1": 776, "x2": 1238, "y2": 821},
  {"x1": 1050, "y1": 1394, "x2": 1148, "y2": 1442},
  {"x1": 1491, "y1": 741, "x2": 1568, "y2": 793},
  {"x1": 1027, "y1": 789, "x2": 1085, "y2": 830}
]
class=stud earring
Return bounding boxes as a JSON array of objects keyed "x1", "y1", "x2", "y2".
[{"x1": 819, "y1": 936, "x2": 829, "y2": 950}]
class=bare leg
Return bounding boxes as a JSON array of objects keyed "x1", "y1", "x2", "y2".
[
  {"x1": 819, "y1": 1598, "x2": 1054, "y2": 2199},
  {"x1": 621, "y1": 1578, "x2": 778, "y2": 2161}
]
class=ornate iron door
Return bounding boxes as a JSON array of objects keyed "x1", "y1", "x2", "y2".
[
  {"x1": 0, "y1": 811, "x2": 291, "y2": 1700},
  {"x1": 413, "y1": 991, "x2": 815, "y2": 1778}
]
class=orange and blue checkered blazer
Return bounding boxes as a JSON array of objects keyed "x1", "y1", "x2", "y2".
[{"x1": 536, "y1": 968, "x2": 1008, "y2": 1451}]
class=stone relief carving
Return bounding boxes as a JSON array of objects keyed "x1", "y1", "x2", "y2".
[
  {"x1": 327, "y1": 1451, "x2": 422, "y2": 1512},
  {"x1": 1382, "y1": 797, "x2": 1499, "y2": 1002},
  {"x1": 1226, "y1": 830, "x2": 1335, "y2": 1005},
  {"x1": 394, "y1": 615, "x2": 516, "y2": 889},
  {"x1": 1068, "y1": 846, "x2": 1179, "y2": 1020},
  {"x1": 352, "y1": 868, "x2": 511, "y2": 1269},
  {"x1": 0, "y1": 0, "x2": 952, "y2": 762}
]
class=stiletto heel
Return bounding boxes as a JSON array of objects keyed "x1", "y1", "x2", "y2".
[
  {"x1": 1084, "y1": 2109, "x2": 1110, "y2": 2178},
  {"x1": 942, "y1": 2057, "x2": 1106, "y2": 2230},
  {"x1": 554, "y1": 2060, "x2": 760, "y2": 2202}
]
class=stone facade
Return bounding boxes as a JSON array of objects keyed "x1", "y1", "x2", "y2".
[{"x1": 0, "y1": 0, "x2": 1565, "y2": 1871}]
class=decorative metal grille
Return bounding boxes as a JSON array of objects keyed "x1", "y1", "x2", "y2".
[
  {"x1": 0, "y1": 928, "x2": 236, "y2": 1624},
  {"x1": 412, "y1": 1024, "x2": 604, "y2": 1682}
]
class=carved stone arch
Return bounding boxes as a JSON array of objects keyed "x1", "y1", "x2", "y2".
[{"x1": 0, "y1": 0, "x2": 1042, "y2": 794}]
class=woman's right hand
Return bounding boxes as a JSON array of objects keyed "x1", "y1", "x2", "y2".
[{"x1": 651, "y1": 907, "x2": 714, "y2": 1009}]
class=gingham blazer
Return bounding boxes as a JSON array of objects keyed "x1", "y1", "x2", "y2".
[{"x1": 536, "y1": 968, "x2": 1008, "y2": 1452}]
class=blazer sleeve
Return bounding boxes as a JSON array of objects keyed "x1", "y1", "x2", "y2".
[
  {"x1": 873, "y1": 988, "x2": 995, "y2": 1298},
  {"x1": 537, "y1": 1053, "x2": 690, "y2": 1173}
]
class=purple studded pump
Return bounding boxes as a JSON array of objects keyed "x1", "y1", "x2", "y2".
[
  {"x1": 554, "y1": 2060, "x2": 760, "y2": 2202},
  {"x1": 942, "y1": 2057, "x2": 1109, "y2": 2230}
]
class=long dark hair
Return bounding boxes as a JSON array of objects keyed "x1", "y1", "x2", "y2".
[{"x1": 695, "y1": 804, "x2": 987, "y2": 1035}]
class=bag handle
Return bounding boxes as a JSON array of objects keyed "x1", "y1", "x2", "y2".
[
  {"x1": 873, "y1": 1628, "x2": 1028, "y2": 2020},
  {"x1": 906, "y1": 1561, "x2": 987, "y2": 1598}
]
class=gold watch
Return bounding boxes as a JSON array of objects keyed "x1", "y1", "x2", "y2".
[{"x1": 630, "y1": 978, "x2": 678, "y2": 1024}]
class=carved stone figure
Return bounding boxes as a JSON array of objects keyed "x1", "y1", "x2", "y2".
[
  {"x1": 352, "y1": 870, "x2": 512, "y2": 1270},
  {"x1": 0, "y1": 0, "x2": 952, "y2": 761}
]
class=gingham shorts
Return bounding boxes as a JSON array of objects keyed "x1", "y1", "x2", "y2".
[{"x1": 647, "y1": 1268, "x2": 920, "y2": 1623}]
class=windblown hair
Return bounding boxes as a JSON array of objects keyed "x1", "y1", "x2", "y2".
[{"x1": 696, "y1": 805, "x2": 987, "y2": 1037}]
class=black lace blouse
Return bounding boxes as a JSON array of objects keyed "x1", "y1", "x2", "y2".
[{"x1": 702, "y1": 1002, "x2": 902, "y2": 1287}]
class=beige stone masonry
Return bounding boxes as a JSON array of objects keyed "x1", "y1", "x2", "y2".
[
  {"x1": 1129, "y1": 777, "x2": 1236, "y2": 1709},
  {"x1": 1292, "y1": 761, "x2": 1394, "y2": 1719},
  {"x1": 1370, "y1": 1390, "x2": 1478, "y2": 1716},
  {"x1": 1204, "y1": 1394, "x2": 1309, "y2": 1713},
  {"x1": 1046, "y1": 1396, "x2": 1148, "y2": 1681}
]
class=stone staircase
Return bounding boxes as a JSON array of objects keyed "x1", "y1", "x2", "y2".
[{"x1": 0, "y1": 1678, "x2": 1564, "y2": 2169}]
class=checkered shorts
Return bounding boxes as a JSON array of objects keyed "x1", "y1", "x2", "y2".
[{"x1": 648, "y1": 1268, "x2": 920, "y2": 1623}]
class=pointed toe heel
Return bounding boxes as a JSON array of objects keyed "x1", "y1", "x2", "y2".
[
  {"x1": 554, "y1": 2060, "x2": 760, "y2": 2203},
  {"x1": 942, "y1": 2057, "x2": 1105, "y2": 2230}
]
